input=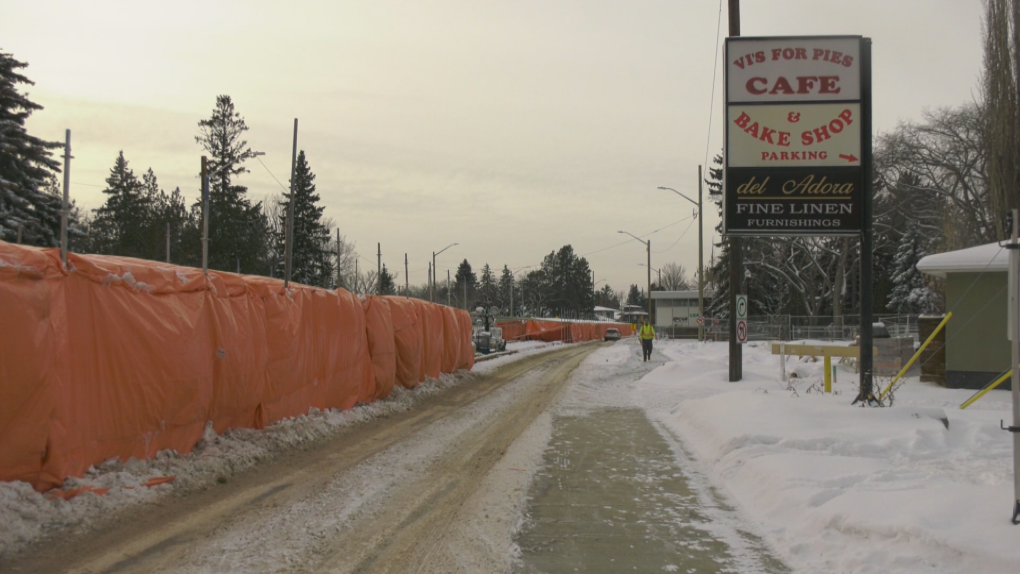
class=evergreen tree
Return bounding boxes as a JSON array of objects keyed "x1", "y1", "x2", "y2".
[
  {"x1": 498, "y1": 265, "x2": 514, "y2": 311},
  {"x1": 626, "y1": 284, "x2": 647, "y2": 309},
  {"x1": 91, "y1": 152, "x2": 147, "y2": 257},
  {"x1": 455, "y1": 259, "x2": 477, "y2": 307},
  {"x1": 477, "y1": 263, "x2": 497, "y2": 306},
  {"x1": 276, "y1": 150, "x2": 333, "y2": 286},
  {"x1": 194, "y1": 95, "x2": 268, "y2": 275},
  {"x1": 377, "y1": 263, "x2": 396, "y2": 295},
  {"x1": 888, "y1": 220, "x2": 941, "y2": 313},
  {"x1": 0, "y1": 50, "x2": 63, "y2": 246}
]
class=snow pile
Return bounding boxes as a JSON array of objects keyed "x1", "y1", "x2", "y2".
[{"x1": 640, "y1": 340, "x2": 1019, "y2": 573}]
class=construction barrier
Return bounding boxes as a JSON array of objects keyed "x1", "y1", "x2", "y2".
[
  {"x1": 0, "y1": 241, "x2": 474, "y2": 492},
  {"x1": 496, "y1": 319, "x2": 633, "y2": 344}
]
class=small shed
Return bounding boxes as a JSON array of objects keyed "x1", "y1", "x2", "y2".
[{"x1": 916, "y1": 242, "x2": 1012, "y2": 389}]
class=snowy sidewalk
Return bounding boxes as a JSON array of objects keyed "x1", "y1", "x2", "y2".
[{"x1": 638, "y1": 340, "x2": 1020, "y2": 574}]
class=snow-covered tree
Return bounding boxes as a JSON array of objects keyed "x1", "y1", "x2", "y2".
[
  {"x1": 0, "y1": 50, "x2": 62, "y2": 246},
  {"x1": 887, "y1": 220, "x2": 941, "y2": 313}
]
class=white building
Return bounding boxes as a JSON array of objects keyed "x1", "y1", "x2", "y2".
[{"x1": 650, "y1": 289, "x2": 715, "y2": 328}]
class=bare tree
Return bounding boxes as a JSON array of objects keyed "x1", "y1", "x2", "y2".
[
  {"x1": 981, "y1": 0, "x2": 1020, "y2": 240},
  {"x1": 659, "y1": 262, "x2": 693, "y2": 291}
]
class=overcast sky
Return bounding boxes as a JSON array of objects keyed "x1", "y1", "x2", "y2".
[{"x1": 3, "y1": 0, "x2": 983, "y2": 297}]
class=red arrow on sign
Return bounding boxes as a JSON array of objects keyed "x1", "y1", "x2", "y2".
[{"x1": 838, "y1": 154, "x2": 859, "y2": 163}]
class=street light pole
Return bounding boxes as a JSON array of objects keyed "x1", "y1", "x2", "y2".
[
  {"x1": 431, "y1": 242, "x2": 458, "y2": 303},
  {"x1": 619, "y1": 230, "x2": 652, "y2": 323},
  {"x1": 658, "y1": 178, "x2": 705, "y2": 340}
]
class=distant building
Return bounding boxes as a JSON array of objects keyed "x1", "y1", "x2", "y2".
[
  {"x1": 593, "y1": 306, "x2": 618, "y2": 321},
  {"x1": 620, "y1": 304, "x2": 648, "y2": 324},
  {"x1": 650, "y1": 289, "x2": 716, "y2": 328}
]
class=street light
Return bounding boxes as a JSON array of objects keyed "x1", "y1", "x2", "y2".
[
  {"x1": 638, "y1": 263, "x2": 661, "y2": 288},
  {"x1": 509, "y1": 265, "x2": 532, "y2": 317},
  {"x1": 431, "y1": 243, "x2": 458, "y2": 302},
  {"x1": 618, "y1": 230, "x2": 652, "y2": 323},
  {"x1": 660, "y1": 171, "x2": 705, "y2": 342}
]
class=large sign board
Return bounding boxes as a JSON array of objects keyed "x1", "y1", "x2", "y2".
[{"x1": 724, "y1": 36, "x2": 867, "y2": 236}]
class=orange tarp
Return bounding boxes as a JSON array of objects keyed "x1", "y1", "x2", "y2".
[
  {"x1": 385, "y1": 296, "x2": 423, "y2": 389},
  {"x1": 363, "y1": 296, "x2": 397, "y2": 400},
  {"x1": 0, "y1": 242, "x2": 474, "y2": 491},
  {"x1": 496, "y1": 319, "x2": 632, "y2": 344}
]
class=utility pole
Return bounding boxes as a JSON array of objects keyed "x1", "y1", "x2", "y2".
[
  {"x1": 166, "y1": 222, "x2": 170, "y2": 263},
  {"x1": 428, "y1": 262, "x2": 432, "y2": 300},
  {"x1": 355, "y1": 259, "x2": 359, "y2": 294},
  {"x1": 60, "y1": 130, "x2": 71, "y2": 267},
  {"x1": 727, "y1": 0, "x2": 743, "y2": 381},
  {"x1": 285, "y1": 118, "x2": 298, "y2": 288},
  {"x1": 405, "y1": 253, "x2": 409, "y2": 297},
  {"x1": 201, "y1": 156, "x2": 209, "y2": 274},
  {"x1": 646, "y1": 239, "x2": 652, "y2": 322},
  {"x1": 698, "y1": 165, "x2": 705, "y2": 342},
  {"x1": 377, "y1": 242, "x2": 381, "y2": 293},
  {"x1": 447, "y1": 269, "x2": 451, "y2": 306}
]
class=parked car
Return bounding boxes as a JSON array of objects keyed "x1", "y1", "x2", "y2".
[{"x1": 604, "y1": 328, "x2": 621, "y2": 341}]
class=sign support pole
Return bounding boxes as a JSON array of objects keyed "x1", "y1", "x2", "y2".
[
  {"x1": 727, "y1": 0, "x2": 742, "y2": 381},
  {"x1": 855, "y1": 39, "x2": 876, "y2": 405}
]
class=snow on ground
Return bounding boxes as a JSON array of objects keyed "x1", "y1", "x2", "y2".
[
  {"x1": 4, "y1": 336, "x2": 1017, "y2": 574},
  {"x1": 639, "y1": 339, "x2": 1019, "y2": 574}
]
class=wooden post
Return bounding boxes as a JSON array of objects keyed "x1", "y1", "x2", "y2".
[{"x1": 60, "y1": 129, "x2": 70, "y2": 266}]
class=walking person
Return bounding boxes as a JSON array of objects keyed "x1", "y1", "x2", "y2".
[{"x1": 639, "y1": 319, "x2": 655, "y2": 362}]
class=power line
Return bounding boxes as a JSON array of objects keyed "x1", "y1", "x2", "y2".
[
  {"x1": 703, "y1": 0, "x2": 724, "y2": 171},
  {"x1": 653, "y1": 216, "x2": 697, "y2": 254},
  {"x1": 255, "y1": 156, "x2": 289, "y2": 193}
]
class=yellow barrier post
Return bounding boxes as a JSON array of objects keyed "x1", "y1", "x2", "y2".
[
  {"x1": 878, "y1": 312, "x2": 952, "y2": 401},
  {"x1": 824, "y1": 355, "x2": 832, "y2": 393},
  {"x1": 960, "y1": 366, "x2": 1018, "y2": 410}
]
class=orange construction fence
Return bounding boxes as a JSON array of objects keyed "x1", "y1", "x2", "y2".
[
  {"x1": 0, "y1": 242, "x2": 474, "y2": 492},
  {"x1": 496, "y1": 319, "x2": 633, "y2": 343}
]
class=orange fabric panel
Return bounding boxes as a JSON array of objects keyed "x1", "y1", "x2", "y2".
[
  {"x1": 526, "y1": 320, "x2": 568, "y2": 342},
  {"x1": 384, "y1": 297, "x2": 423, "y2": 389},
  {"x1": 414, "y1": 300, "x2": 443, "y2": 380},
  {"x1": 363, "y1": 296, "x2": 397, "y2": 400},
  {"x1": 456, "y1": 310, "x2": 475, "y2": 370},
  {"x1": 440, "y1": 306, "x2": 460, "y2": 374},
  {"x1": 59, "y1": 254, "x2": 216, "y2": 483},
  {"x1": 0, "y1": 244, "x2": 67, "y2": 491},
  {"x1": 497, "y1": 320, "x2": 527, "y2": 341},
  {"x1": 0, "y1": 241, "x2": 472, "y2": 492}
]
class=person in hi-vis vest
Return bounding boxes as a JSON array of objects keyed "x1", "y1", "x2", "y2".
[{"x1": 639, "y1": 319, "x2": 655, "y2": 362}]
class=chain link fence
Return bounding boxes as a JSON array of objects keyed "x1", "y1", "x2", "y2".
[{"x1": 691, "y1": 314, "x2": 920, "y2": 343}]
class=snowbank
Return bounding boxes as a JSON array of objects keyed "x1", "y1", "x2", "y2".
[{"x1": 641, "y1": 340, "x2": 1019, "y2": 573}]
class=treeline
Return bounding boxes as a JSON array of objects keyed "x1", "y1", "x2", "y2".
[{"x1": 0, "y1": 51, "x2": 370, "y2": 290}]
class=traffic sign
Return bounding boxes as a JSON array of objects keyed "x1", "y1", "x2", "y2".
[
  {"x1": 736, "y1": 319, "x2": 748, "y2": 344},
  {"x1": 696, "y1": 316, "x2": 705, "y2": 326},
  {"x1": 736, "y1": 295, "x2": 747, "y2": 320}
]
